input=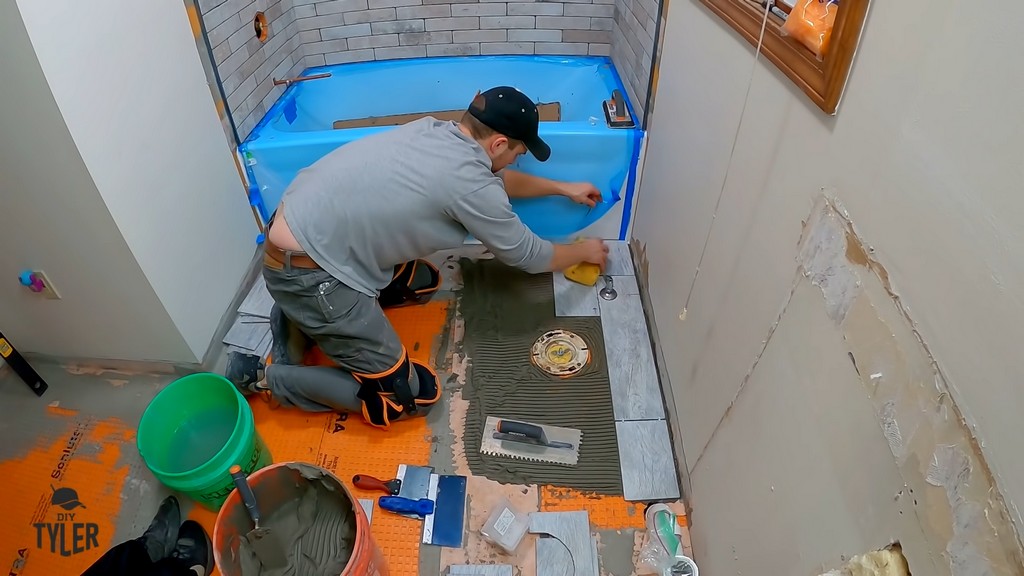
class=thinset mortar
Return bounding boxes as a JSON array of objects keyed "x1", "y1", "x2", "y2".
[
  {"x1": 459, "y1": 259, "x2": 624, "y2": 493},
  {"x1": 238, "y1": 463, "x2": 356, "y2": 576}
]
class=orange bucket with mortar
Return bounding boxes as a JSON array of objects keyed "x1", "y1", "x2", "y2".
[{"x1": 212, "y1": 462, "x2": 388, "y2": 575}]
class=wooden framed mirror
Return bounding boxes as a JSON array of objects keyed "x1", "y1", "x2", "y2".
[{"x1": 698, "y1": 0, "x2": 870, "y2": 114}]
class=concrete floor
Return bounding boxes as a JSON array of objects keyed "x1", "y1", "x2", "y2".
[
  {"x1": 0, "y1": 252, "x2": 685, "y2": 576},
  {"x1": 0, "y1": 357, "x2": 183, "y2": 570}
]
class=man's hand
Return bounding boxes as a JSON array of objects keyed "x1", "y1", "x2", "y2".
[
  {"x1": 560, "y1": 182, "x2": 602, "y2": 207},
  {"x1": 576, "y1": 238, "x2": 609, "y2": 269},
  {"x1": 550, "y1": 238, "x2": 609, "y2": 271}
]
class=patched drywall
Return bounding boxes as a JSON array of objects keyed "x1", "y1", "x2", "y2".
[
  {"x1": 632, "y1": 0, "x2": 1024, "y2": 570},
  {"x1": 674, "y1": 199, "x2": 1022, "y2": 574}
]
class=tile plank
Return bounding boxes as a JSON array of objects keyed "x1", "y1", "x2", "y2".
[
  {"x1": 529, "y1": 511, "x2": 599, "y2": 576},
  {"x1": 552, "y1": 273, "x2": 600, "y2": 316},
  {"x1": 223, "y1": 317, "x2": 271, "y2": 350},
  {"x1": 359, "y1": 499, "x2": 374, "y2": 524},
  {"x1": 600, "y1": 274, "x2": 638, "y2": 297},
  {"x1": 447, "y1": 565, "x2": 514, "y2": 576},
  {"x1": 604, "y1": 241, "x2": 634, "y2": 276},
  {"x1": 254, "y1": 328, "x2": 274, "y2": 360},
  {"x1": 237, "y1": 275, "x2": 275, "y2": 318},
  {"x1": 616, "y1": 420, "x2": 680, "y2": 501},
  {"x1": 599, "y1": 294, "x2": 665, "y2": 420}
]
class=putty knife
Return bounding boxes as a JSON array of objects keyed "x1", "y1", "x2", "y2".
[
  {"x1": 396, "y1": 464, "x2": 433, "y2": 519},
  {"x1": 422, "y1": 473, "x2": 467, "y2": 548},
  {"x1": 379, "y1": 496, "x2": 435, "y2": 517},
  {"x1": 353, "y1": 474, "x2": 401, "y2": 495}
]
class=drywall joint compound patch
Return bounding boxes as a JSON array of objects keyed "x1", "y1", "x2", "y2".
[{"x1": 801, "y1": 194, "x2": 1024, "y2": 574}]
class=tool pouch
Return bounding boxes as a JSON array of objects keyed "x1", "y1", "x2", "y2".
[
  {"x1": 354, "y1": 350, "x2": 442, "y2": 430},
  {"x1": 379, "y1": 259, "x2": 441, "y2": 309}
]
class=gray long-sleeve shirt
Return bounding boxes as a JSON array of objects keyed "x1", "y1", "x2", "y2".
[{"x1": 281, "y1": 117, "x2": 554, "y2": 296}]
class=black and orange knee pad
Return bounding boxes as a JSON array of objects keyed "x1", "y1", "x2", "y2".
[
  {"x1": 379, "y1": 260, "x2": 441, "y2": 309},
  {"x1": 354, "y1": 349, "x2": 442, "y2": 430}
]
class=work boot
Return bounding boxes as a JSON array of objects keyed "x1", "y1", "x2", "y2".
[
  {"x1": 169, "y1": 520, "x2": 214, "y2": 576},
  {"x1": 269, "y1": 304, "x2": 311, "y2": 365},
  {"x1": 139, "y1": 495, "x2": 180, "y2": 562},
  {"x1": 225, "y1": 352, "x2": 269, "y2": 395}
]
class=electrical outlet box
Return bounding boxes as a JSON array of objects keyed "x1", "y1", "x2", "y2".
[{"x1": 33, "y1": 270, "x2": 61, "y2": 300}]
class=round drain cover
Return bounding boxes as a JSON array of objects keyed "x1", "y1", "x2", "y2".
[{"x1": 531, "y1": 329, "x2": 590, "y2": 377}]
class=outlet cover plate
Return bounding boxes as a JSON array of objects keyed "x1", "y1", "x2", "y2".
[{"x1": 33, "y1": 270, "x2": 61, "y2": 300}]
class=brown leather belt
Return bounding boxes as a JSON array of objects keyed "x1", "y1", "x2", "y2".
[{"x1": 263, "y1": 237, "x2": 320, "y2": 270}]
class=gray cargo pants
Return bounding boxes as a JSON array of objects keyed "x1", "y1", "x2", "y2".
[{"x1": 261, "y1": 256, "x2": 420, "y2": 414}]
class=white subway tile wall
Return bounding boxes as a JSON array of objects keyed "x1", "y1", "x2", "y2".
[{"x1": 200, "y1": 0, "x2": 655, "y2": 139}]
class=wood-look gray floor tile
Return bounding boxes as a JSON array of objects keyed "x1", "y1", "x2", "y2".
[
  {"x1": 223, "y1": 318, "x2": 271, "y2": 350},
  {"x1": 599, "y1": 294, "x2": 665, "y2": 420},
  {"x1": 608, "y1": 274, "x2": 639, "y2": 296},
  {"x1": 447, "y1": 565, "x2": 514, "y2": 576},
  {"x1": 237, "y1": 275, "x2": 274, "y2": 318},
  {"x1": 553, "y1": 273, "x2": 600, "y2": 317},
  {"x1": 604, "y1": 241, "x2": 634, "y2": 276},
  {"x1": 616, "y1": 419, "x2": 680, "y2": 501},
  {"x1": 529, "y1": 511, "x2": 599, "y2": 576},
  {"x1": 359, "y1": 499, "x2": 373, "y2": 524},
  {"x1": 254, "y1": 329, "x2": 273, "y2": 360}
]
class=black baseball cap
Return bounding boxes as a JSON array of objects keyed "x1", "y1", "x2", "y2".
[{"x1": 468, "y1": 86, "x2": 551, "y2": 162}]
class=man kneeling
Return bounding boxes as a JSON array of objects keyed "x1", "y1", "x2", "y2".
[{"x1": 225, "y1": 86, "x2": 608, "y2": 430}]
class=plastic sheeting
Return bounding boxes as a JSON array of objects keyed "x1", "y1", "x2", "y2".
[{"x1": 239, "y1": 56, "x2": 642, "y2": 241}]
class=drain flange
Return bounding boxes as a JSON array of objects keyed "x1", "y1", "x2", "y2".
[{"x1": 531, "y1": 329, "x2": 590, "y2": 377}]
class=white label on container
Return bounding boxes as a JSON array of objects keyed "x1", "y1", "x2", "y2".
[{"x1": 493, "y1": 508, "x2": 516, "y2": 535}]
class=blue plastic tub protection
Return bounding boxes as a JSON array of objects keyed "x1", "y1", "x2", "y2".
[{"x1": 240, "y1": 55, "x2": 643, "y2": 241}]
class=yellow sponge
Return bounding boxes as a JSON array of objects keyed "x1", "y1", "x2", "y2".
[{"x1": 563, "y1": 261, "x2": 601, "y2": 286}]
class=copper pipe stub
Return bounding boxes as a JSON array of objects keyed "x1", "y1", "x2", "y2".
[{"x1": 273, "y1": 73, "x2": 332, "y2": 87}]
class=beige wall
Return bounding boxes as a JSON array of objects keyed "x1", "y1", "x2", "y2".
[
  {"x1": 2, "y1": 0, "x2": 256, "y2": 363},
  {"x1": 0, "y1": 0, "x2": 194, "y2": 362},
  {"x1": 634, "y1": 0, "x2": 1024, "y2": 572}
]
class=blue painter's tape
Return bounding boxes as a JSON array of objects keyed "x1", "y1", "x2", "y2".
[
  {"x1": 618, "y1": 128, "x2": 644, "y2": 241},
  {"x1": 283, "y1": 99, "x2": 297, "y2": 124},
  {"x1": 248, "y1": 184, "x2": 269, "y2": 223},
  {"x1": 240, "y1": 143, "x2": 270, "y2": 223}
]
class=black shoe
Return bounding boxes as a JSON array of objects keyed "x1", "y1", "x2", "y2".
[
  {"x1": 225, "y1": 352, "x2": 268, "y2": 395},
  {"x1": 269, "y1": 304, "x2": 311, "y2": 365},
  {"x1": 169, "y1": 520, "x2": 214, "y2": 576},
  {"x1": 140, "y1": 495, "x2": 180, "y2": 562}
]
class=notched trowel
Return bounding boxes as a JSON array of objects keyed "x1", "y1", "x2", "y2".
[{"x1": 480, "y1": 417, "x2": 581, "y2": 466}]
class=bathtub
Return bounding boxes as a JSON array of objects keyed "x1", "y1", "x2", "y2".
[{"x1": 239, "y1": 55, "x2": 643, "y2": 241}]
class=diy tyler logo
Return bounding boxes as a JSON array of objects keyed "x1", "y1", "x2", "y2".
[{"x1": 34, "y1": 486, "x2": 100, "y2": 556}]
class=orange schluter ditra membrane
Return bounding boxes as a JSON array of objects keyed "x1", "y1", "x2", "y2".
[
  {"x1": 0, "y1": 413, "x2": 136, "y2": 575},
  {"x1": 188, "y1": 300, "x2": 453, "y2": 576}
]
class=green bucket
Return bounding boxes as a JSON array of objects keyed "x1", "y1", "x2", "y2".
[{"x1": 137, "y1": 372, "x2": 273, "y2": 511}]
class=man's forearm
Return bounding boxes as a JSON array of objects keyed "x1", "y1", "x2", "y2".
[
  {"x1": 548, "y1": 243, "x2": 585, "y2": 271},
  {"x1": 502, "y1": 170, "x2": 563, "y2": 199}
]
